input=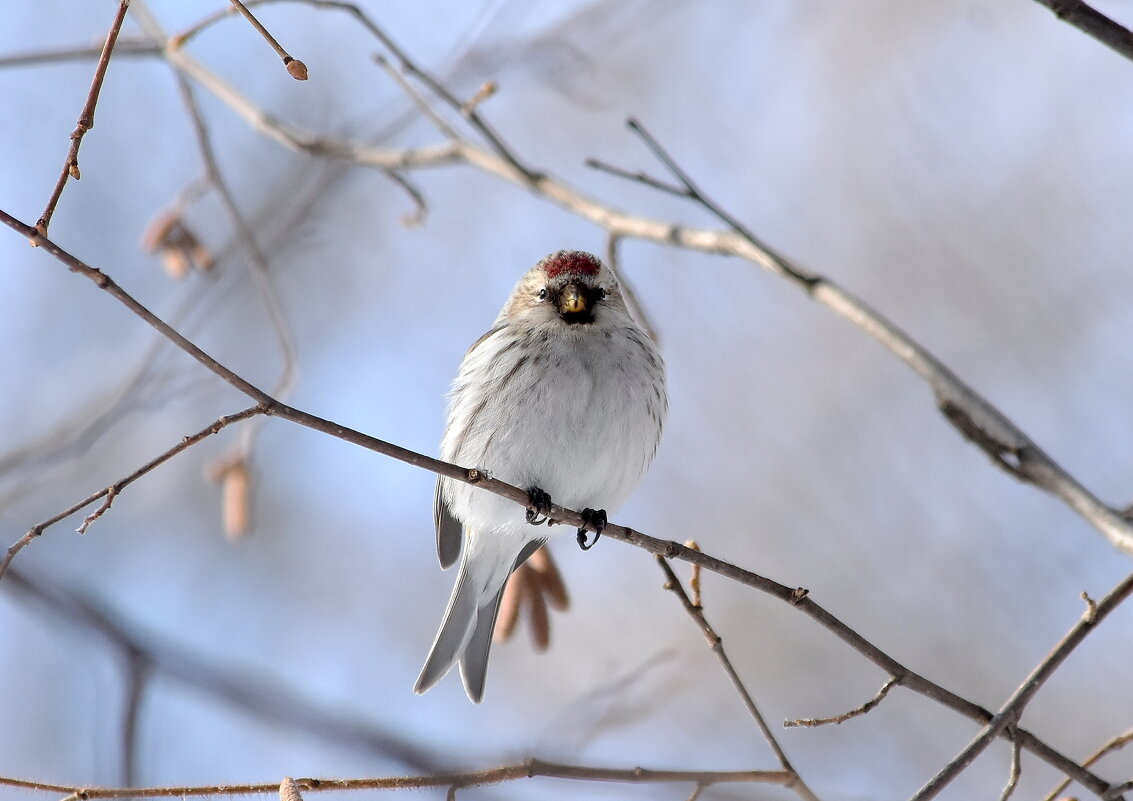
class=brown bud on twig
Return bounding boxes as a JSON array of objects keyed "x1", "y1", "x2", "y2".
[
  {"x1": 461, "y1": 81, "x2": 497, "y2": 114},
  {"x1": 285, "y1": 58, "x2": 308, "y2": 81}
]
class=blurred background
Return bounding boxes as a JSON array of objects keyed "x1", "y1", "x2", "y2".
[{"x1": 2, "y1": 1, "x2": 1133, "y2": 799}]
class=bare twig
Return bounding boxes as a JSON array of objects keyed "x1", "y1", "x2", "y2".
[
  {"x1": 35, "y1": 0, "x2": 131, "y2": 237},
  {"x1": 604, "y1": 234, "x2": 659, "y2": 343},
  {"x1": 0, "y1": 760, "x2": 789, "y2": 799},
  {"x1": 908, "y1": 573, "x2": 1133, "y2": 801},
  {"x1": 0, "y1": 406, "x2": 263, "y2": 583},
  {"x1": 784, "y1": 677, "x2": 899, "y2": 728},
  {"x1": 999, "y1": 736, "x2": 1023, "y2": 801},
  {"x1": 1031, "y1": 0, "x2": 1133, "y2": 63},
  {"x1": 656, "y1": 557, "x2": 820, "y2": 801},
  {"x1": 1045, "y1": 727, "x2": 1133, "y2": 801},
  {"x1": 227, "y1": 0, "x2": 307, "y2": 79}
]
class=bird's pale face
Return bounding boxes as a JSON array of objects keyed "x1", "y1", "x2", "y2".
[{"x1": 501, "y1": 251, "x2": 629, "y2": 328}]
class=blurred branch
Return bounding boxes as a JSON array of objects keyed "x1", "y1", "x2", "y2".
[
  {"x1": 595, "y1": 117, "x2": 1133, "y2": 558},
  {"x1": 1032, "y1": 0, "x2": 1133, "y2": 63},
  {"x1": 3, "y1": 566, "x2": 442, "y2": 772},
  {"x1": 656, "y1": 557, "x2": 820, "y2": 801},
  {"x1": 908, "y1": 570, "x2": 1133, "y2": 801},
  {"x1": 0, "y1": 760, "x2": 785, "y2": 799},
  {"x1": 0, "y1": 37, "x2": 159, "y2": 68},
  {"x1": 35, "y1": 0, "x2": 131, "y2": 237},
  {"x1": 0, "y1": 199, "x2": 1121, "y2": 798},
  {"x1": 0, "y1": 406, "x2": 263, "y2": 583}
]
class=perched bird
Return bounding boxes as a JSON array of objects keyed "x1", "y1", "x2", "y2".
[{"x1": 415, "y1": 249, "x2": 667, "y2": 702}]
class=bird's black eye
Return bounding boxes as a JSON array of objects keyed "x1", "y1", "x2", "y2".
[
  {"x1": 596, "y1": 288, "x2": 607, "y2": 300},
  {"x1": 537, "y1": 288, "x2": 548, "y2": 301}
]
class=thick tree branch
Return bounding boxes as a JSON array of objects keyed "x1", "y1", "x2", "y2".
[{"x1": 1032, "y1": 0, "x2": 1133, "y2": 63}]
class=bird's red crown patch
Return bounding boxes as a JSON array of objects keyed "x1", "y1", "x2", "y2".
[{"x1": 542, "y1": 250, "x2": 601, "y2": 279}]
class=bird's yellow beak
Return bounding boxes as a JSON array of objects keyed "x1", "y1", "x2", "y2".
[{"x1": 559, "y1": 285, "x2": 586, "y2": 315}]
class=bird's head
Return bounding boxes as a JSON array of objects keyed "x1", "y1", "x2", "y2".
[{"x1": 502, "y1": 250, "x2": 628, "y2": 327}]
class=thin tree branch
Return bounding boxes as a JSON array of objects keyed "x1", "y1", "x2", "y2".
[
  {"x1": 656, "y1": 557, "x2": 820, "y2": 801},
  {"x1": 0, "y1": 760, "x2": 787, "y2": 799},
  {"x1": 908, "y1": 571, "x2": 1133, "y2": 801},
  {"x1": 0, "y1": 207, "x2": 1118, "y2": 799},
  {"x1": 784, "y1": 677, "x2": 899, "y2": 728},
  {"x1": 35, "y1": 0, "x2": 131, "y2": 237},
  {"x1": 227, "y1": 0, "x2": 308, "y2": 79},
  {"x1": 0, "y1": 406, "x2": 263, "y2": 582},
  {"x1": 1031, "y1": 0, "x2": 1133, "y2": 63},
  {"x1": 998, "y1": 736, "x2": 1023, "y2": 801}
]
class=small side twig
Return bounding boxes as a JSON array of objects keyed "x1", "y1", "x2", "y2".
[
  {"x1": 35, "y1": 0, "x2": 131, "y2": 237},
  {"x1": 605, "y1": 234, "x2": 659, "y2": 344},
  {"x1": 998, "y1": 735, "x2": 1023, "y2": 801},
  {"x1": 0, "y1": 406, "x2": 263, "y2": 583},
  {"x1": 656, "y1": 556, "x2": 821, "y2": 801},
  {"x1": 227, "y1": 0, "x2": 308, "y2": 79},
  {"x1": 784, "y1": 677, "x2": 899, "y2": 728}
]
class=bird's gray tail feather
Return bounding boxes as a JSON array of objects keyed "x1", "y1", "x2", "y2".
[
  {"x1": 415, "y1": 537, "x2": 545, "y2": 702},
  {"x1": 415, "y1": 565, "x2": 477, "y2": 698}
]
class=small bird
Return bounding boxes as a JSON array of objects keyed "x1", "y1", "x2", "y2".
[{"x1": 415, "y1": 249, "x2": 667, "y2": 702}]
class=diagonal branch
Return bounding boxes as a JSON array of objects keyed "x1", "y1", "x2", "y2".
[
  {"x1": 657, "y1": 557, "x2": 820, "y2": 801},
  {"x1": 603, "y1": 118, "x2": 1133, "y2": 557},
  {"x1": 36, "y1": 0, "x2": 131, "y2": 236},
  {"x1": 1031, "y1": 0, "x2": 1133, "y2": 63},
  {"x1": 0, "y1": 206, "x2": 1118, "y2": 800}
]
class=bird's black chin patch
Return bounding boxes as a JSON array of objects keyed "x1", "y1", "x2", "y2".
[{"x1": 559, "y1": 310, "x2": 594, "y2": 325}]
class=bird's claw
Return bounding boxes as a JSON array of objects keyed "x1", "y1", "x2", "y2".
[
  {"x1": 577, "y1": 508, "x2": 607, "y2": 551},
  {"x1": 525, "y1": 486, "x2": 552, "y2": 525}
]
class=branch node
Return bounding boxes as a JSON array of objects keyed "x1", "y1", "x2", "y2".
[{"x1": 1081, "y1": 591, "x2": 1098, "y2": 624}]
